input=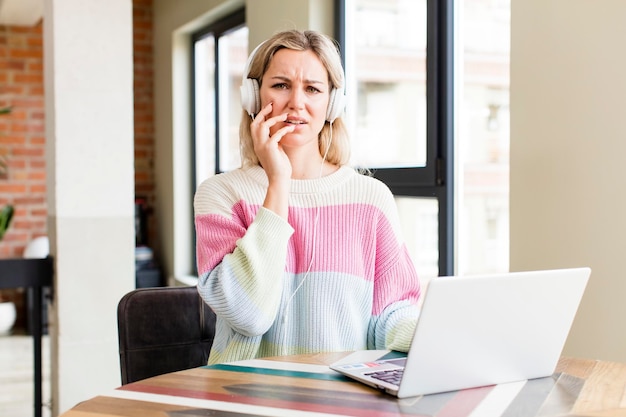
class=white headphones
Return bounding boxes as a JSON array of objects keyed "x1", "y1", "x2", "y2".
[{"x1": 240, "y1": 41, "x2": 346, "y2": 123}]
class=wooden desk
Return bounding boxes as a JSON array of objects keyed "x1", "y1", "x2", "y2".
[{"x1": 61, "y1": 352, "x2": 626, "y2": 417}]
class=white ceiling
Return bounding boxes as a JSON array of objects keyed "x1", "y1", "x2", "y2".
[{"x1": 0, "y1": 0, "x2": 44, "y2": 26}]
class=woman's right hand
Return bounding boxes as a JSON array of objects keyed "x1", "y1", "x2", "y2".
[
  {"x1": 250, "y1": 102, "x2": 295, "y2": 183},
  {"x1": 250, "y1": 102, "x2": 295, "y2": 220}
]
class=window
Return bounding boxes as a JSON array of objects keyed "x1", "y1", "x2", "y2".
[
  {"x1": 191, "y1": 9, "x2": 246, "y2": 272},
  {"x1": 348, "y1": 0, "x2": 428, "y2": 169},
  {"x1": 457, "y1": 0, "x2": 510, "y2": 275},
  {"x1": 339, "y1": 0, "x2": 510, "y2": 277},
  {"x1": 192, "y1": 9, "x2": 247, "y2": 189}
]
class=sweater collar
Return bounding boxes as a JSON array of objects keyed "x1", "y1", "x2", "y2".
[{"x1": 243, "y1": 165, "x2": 354, "y2": 195}]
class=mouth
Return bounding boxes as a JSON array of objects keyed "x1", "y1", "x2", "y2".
[{"x1": 284, "y1": 117, "x2": 307, "y2": 125}]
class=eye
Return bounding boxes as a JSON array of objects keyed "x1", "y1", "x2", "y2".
[
  {"x1": 271, "y1": 83, "x2": 288, "y2": 90},
  {"x1": 306, "y1": 86, "x2": 322, "y2": 94}
]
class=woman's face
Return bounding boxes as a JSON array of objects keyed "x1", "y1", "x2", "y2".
[{"x1": 259, "y1": 48, "x2": 330, "y2": 148}]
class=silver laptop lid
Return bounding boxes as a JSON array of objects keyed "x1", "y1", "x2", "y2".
[{"x1": 397, "y1": 267, "x2": 590, "y2": 397}]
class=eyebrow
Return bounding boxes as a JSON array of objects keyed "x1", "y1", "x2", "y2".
[{"x1": 270, "y1": 75, "x2": 326, "y2": 86}]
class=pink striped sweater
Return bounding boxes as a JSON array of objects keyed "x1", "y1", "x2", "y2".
[{"x1": 194, "y1": 165, "x2": 421, "y2": 364}]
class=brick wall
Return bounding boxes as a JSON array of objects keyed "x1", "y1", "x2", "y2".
[
  {"x1": 133, "y1": 0, "x2": 158, "y2": 253},
  {"x1": 0, "y1": 22, "x2": 46, "y2": 259},
  {"x1": 0, "y1": 0, "x2": 157, "y2": 330},
  {"x1": 0, "y1": 22, "x2": 46, "y2": 329}
]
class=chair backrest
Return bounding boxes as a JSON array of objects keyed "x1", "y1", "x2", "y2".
[{"x1": 117, "y1": 286, "x2": 216, "y2": 384}]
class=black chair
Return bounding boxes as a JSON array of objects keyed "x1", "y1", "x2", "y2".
[{"x1": 117, "y1": 286, "x2": 216, "y2": 384}]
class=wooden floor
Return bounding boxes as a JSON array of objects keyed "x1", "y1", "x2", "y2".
[{"x1": 0, "y1": 334, "x2": 51, "y2": 417}]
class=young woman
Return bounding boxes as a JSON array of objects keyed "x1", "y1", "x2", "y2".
[{"x1": 194, "y1": 29, "x2": 421, "y2": 365}]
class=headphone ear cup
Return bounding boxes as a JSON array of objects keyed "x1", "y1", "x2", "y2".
[
  {"x1": 240, "y1": 78, "x2": 261, "y2": 117},
  {"x1": 326, "y1": 88, "x2": 346, "y2": 122}
]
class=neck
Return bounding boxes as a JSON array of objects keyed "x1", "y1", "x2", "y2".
[{"x1": 288, "y1": 152, "x2": 337, "y2": 179}]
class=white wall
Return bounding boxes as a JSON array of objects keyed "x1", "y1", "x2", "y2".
[
  {"x1": 44, "y1": 0, "x2": 135, "y2": 414},
  {"x1": 152, "y1": 0, "x2": 333, "y2": 283},
  {"x1": 246, "y1": 0, "x2": 334, "y2": 46},
  {"x1": 510, "y1": 0, "x2": 626, "y2": 361}
]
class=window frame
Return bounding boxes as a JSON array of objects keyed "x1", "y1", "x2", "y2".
[
  {"x1": 190, "y1": 8, "x2": 246, "y2": 274},
  {"x1": 190, "y1": 8, "x2": 246, "y2": 189}
]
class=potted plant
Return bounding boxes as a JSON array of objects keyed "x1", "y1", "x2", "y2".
[
  {"x1": 0, "y1": 107, "x2": 14, "y2": 240},
  {"x1": 0, "y1": 106, "x2": 17, "y2": 334},
  {"x1": 0, "y1": 106, "x2": 13, "y2": 239}
]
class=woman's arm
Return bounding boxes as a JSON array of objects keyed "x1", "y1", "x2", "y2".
[
  {"x1": 365, "y1": 181, "x2": 422, "y2": 351},
  {"x1": 194, "y1": 178, "x2": 294, "y2": 337}
]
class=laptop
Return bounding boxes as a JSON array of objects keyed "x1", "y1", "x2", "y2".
[{"x1": 330, "y1": 267, "x2": 591, "y2": 398}]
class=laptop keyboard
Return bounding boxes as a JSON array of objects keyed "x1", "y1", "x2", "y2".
[{"x1": 366, "y1": 368, "x2": 404, "y2": 386}]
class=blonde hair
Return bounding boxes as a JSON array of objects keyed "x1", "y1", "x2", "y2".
[{"x1": 239, "y1": 30, "x2": 350, "y2": 168}]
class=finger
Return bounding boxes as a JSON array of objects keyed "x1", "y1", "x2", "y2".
[
  {"x1": 265, "y1": 112, "x2": 289, "y2": 126},
  {"x1": 272, "y1": 124, "x2": 296, "y2": 142},
  {"x1": 250, "y1": 103, "x2": 273, "y2": 130},
  {"x1": 254, "y1": 111, "x2": 289, "y2": 143},
  {"x1": 255, "y1": 102, "x2": 273, "y2": 121},
  {"x1": 256, "y1": 110, "x2": 288, "y2": 131}
]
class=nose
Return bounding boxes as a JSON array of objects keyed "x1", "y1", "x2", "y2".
[{"x1": 288, "y1": 86, "x2": 305, "y2": 109}]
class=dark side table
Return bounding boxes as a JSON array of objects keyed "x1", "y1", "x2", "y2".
[{"x1": 0, "y1": 257, "x2": 53, "y2": 417}]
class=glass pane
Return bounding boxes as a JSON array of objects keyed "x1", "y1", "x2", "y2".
[
  {"x1": 457, "y1": 0, "x2": 510, "y2": 275},
  {"x1": 395, "y1": 197, "x2": 439, "y2": 283},
  {"x1": 194, "y1": 34, "x2": 216, "y2": 186},
  {"x1": 218, "y1": 26, "x2": 248, "y2": 172},
  {"x1": 346, "y1": 0, "x2": 427, "y2": 168}
]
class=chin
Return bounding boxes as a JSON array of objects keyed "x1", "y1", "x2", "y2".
[{"x1": 282, "y1": 132, "x2": 316, "y2": 147}]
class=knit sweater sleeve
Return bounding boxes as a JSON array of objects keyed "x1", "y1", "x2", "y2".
[
  {"x1": 365, "y1": 179, "x2": 422, "y2": 352},
  {"x1": 194, "y1": 173, "x2": 294, "y2": 337},
  {"x1": 369, "y1": 249, "x2": 421, "y2": 352}
]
